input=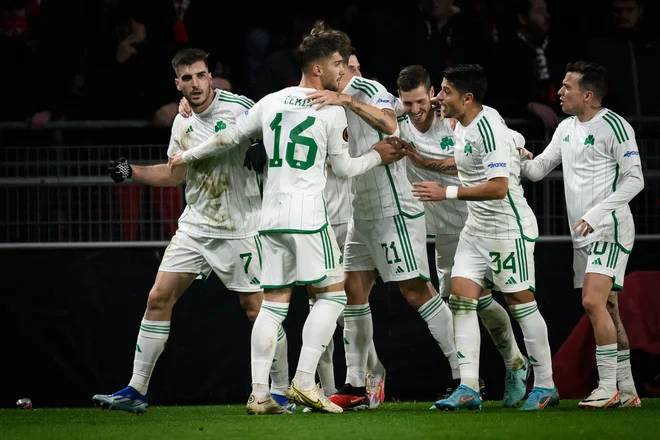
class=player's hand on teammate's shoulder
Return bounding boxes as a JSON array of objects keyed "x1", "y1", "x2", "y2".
[
  {"x1": 411, "y1": 181, "x2": 447, "y2": 202},
  {"x1": 179, "y1": 97, "x2": 192, "y2": 118},
  {"x1": 373, "y1": 137, "x2": 405, "y2": 165},
  {"x1": 108, "y1": 157, "x2": 132, "y2": 183},
  {"x1": 305, "y1": 90, "x2": 349, "y2": 109}
]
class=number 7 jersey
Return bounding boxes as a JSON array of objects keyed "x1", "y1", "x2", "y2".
[{"x1": 231, "y1": 86, "x2": 349, "y2": 233}]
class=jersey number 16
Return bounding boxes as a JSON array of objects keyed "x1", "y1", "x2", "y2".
[{"x1": 269, "y1": 113, "x2": 318, "y2": 170}]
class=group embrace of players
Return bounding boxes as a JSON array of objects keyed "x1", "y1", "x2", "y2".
[{"x1": 93, "y1": 23, "x2": 644, "y2": 414}]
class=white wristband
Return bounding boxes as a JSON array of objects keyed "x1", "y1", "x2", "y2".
[{"x1": 446, "y1": 186, "x2": 459, "y2": 200}]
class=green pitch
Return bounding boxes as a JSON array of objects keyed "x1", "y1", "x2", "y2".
[{"x1": 2, "y1": 400, "x2": 659, "y2": 440}]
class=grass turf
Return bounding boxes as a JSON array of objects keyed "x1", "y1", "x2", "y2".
[{"x1": 1, "y1": 399, "x2": 659, "y2": 439}]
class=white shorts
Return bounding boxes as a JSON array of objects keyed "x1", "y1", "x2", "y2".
[
  {"x1": 434, "y1": 233, "x2": 460, "y2": 298},
  {"x1": 451, "y1": 232, "x2": 536, "y2": 293},
  {"x1": 573, "y1": 241, "x2": 630, "y2": 290},
  {"x1": 159, "y1": 230, "x2": 262, "y2": 293},
  {"x1": 332, "y1": 222, "x2": 348, "y2": 255},
  {"x1": 260, "y1": 225, "x2": 343, "y2": 289},
  {"x1": 344, "y1": 215, "x2": 430, "y2": 283}
]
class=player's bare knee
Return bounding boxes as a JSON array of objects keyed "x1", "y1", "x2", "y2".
[
  {"x1": 581, "y1": 293, "x2": 605, "y2": 317},
  {"x1": 399, "y1": 278, "x2": 431, "y2": 309},
  {"x1": 146, "y1": 285, "x2": 175, "y2": 312},
  {"x1": 503, "y1": 289, "x2": 535, "y2": 306}
]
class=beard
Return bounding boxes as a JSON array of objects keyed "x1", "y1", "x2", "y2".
[{"x1": 322, "y1": 76, "x2": 340, "y2": 92}]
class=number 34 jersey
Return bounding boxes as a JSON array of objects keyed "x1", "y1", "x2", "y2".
[{"x1": 230, "y1": 86, "x2": 348, "y2": 233}]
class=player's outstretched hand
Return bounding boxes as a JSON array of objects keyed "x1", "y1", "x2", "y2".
[
  {"x1": 108, "y1": 157, "x2": 132, "y2": 183},
  {"x1": 412, "y1": 181, "x2": 446, "y2": 201},
  {"x1": 373, "y1": 137, "x2": 405, "y2": 165},
  {"x1": 179, "y1": 97, "x2": 192, "y2": 118},
  {"x1": 243, "y1": 140, "x2": 267, "y2": 173}
]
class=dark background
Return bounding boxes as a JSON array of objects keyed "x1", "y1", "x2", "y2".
[{"x1": 2, "y1": 241, "x2": 659, "y2": 408}]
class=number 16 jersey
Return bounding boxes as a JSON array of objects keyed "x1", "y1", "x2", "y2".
[{"x1": 231, "y1": 86, "x2": 348, "y2": 233}]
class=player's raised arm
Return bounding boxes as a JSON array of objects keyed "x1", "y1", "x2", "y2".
[{"x1": 306, "y1": 89, "x2": 397, "y2": 135}]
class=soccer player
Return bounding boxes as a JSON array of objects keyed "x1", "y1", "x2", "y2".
[
  {"x1": 304, "y1": 43, "x2": 457, "y2": 412},
  {"x1": 395, "y1": 65, "x2": 531, "y2": 407},
  {"x1": 314, "y1": 48, "x2": 387, "y2": 403},
  {"x1": 170, "y1": 26, "x2": 404, "y2": 414},
  {"x1": 413, "y1": 64, "x2": 559, "y2": 411},
  {"x1": 91, "y1": 48, "x2": 290, "y2": 414},
  {"x1": 519, "y1": 61, "x2": 643, "y2": 408}
]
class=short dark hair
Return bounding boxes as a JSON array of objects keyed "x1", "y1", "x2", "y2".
[
  {"x1": 566, "y1": 61, "x2": 608, "y2": 101},
  {"x1": 442, "y1": 64, "x2": 488, "y2": 103},
  {"x1": 171, "y1": 48, "x2": 209, "y2": 76},
  {"x1": 295, "y1": 22, "x2": 351, "y2": 70},
  {"x1": 397, "y1": 65, "x2": 432, "y2": 93}
]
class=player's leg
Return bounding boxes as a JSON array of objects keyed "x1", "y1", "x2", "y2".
[
  {"x1": 576, "y1": 242, "x2": 631, "y2": 408},
  {"x1": 604, "y1": 246, "x2": 640, "y2": 407},
  {"x1": 92, "y1": 231, "x2": 201, "y2": 413},
  {"x1": 207, "y1": 234, "x2": 292, "y2": 410},
  {"x1": 393, "y1": 218, "x2": 456, "y2": 398},
  {"x1": 434, "y1": 234, "x2": 464, "y2": 384},
  {"x1": 285, "y1": 226, "x2": 345, "y2": 413},
  {"x1": 607, "y1": 291, "x2": 641, "y2": 407},
  {"x1": 435, "y1": 233, "x2": 487, "y2": 410},
  {"x1": 490, "y1": 238, "x2": 557, "y2": 410},
  {"x1": 237, "y1": 292, "x2": 291, "y2": 407},
  {"x1": 314, "y1": 222, "x2": 348, "y2": 397},
  {"x1": 478, "y1": 287, "x2": 529, "y2": 407},
  {"x1": 245, "y1": 233, "x2": 295, "y2": 415}
]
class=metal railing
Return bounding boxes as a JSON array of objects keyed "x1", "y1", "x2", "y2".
[{"x1": 1, "y1": 120, "x2": 658, "y2": 248}]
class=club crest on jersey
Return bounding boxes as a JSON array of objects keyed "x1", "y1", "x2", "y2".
[
  {"x1": 215, "y1": 120, "x2": 227, "y2": 132},
  {"x1": 343, "y1": 128, "x2": 348, "y2": 142},
  {"x1": 464, "y1": 141, "x2": 473, "y2": 156},
  {"x1": 440, "y1": 136, "x2": 454, "y2": 150},
  {"x1": 584, "y1": 135, "x2": 595, "y2": 147}
]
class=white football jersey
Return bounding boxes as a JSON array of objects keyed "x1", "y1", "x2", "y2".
[
  {"x1": 521, "y1": 109, "x2": 641, "y2": 250},
  {"x1": 168, "y1": 89, "x2": 261, "y2": 239},
  {"x1": 454, "y1": 106, "x2": 539, "y2": 241},
  {"x1": 398, "y1": 110, "x2": 468, "y2": 235},
  {"x1": 227, "y1": 86, "x2": 349, "y2": 233},
  {"x1": 325, "y1": 165, "x2": 353, "y2": 226},
  {"x1": 343, "y1": 76, "x2": 424, "y2": 220}
]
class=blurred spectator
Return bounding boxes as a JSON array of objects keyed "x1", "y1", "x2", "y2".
[
  {"x1": 359, "y1": 1, "x2": 494, "y2": 93},
  {"x1": 0, "y1": 0, "x2": 88, "y2": 127},
  {"x1": 487, "y1": 0, "x2": 575, "y2": 129},
  {"x1": 72, "y1": 0, "x2": 180, "y2": 124},
  {"x1": 585, "y1": 0, "x2": 660, "y2": 117}
]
